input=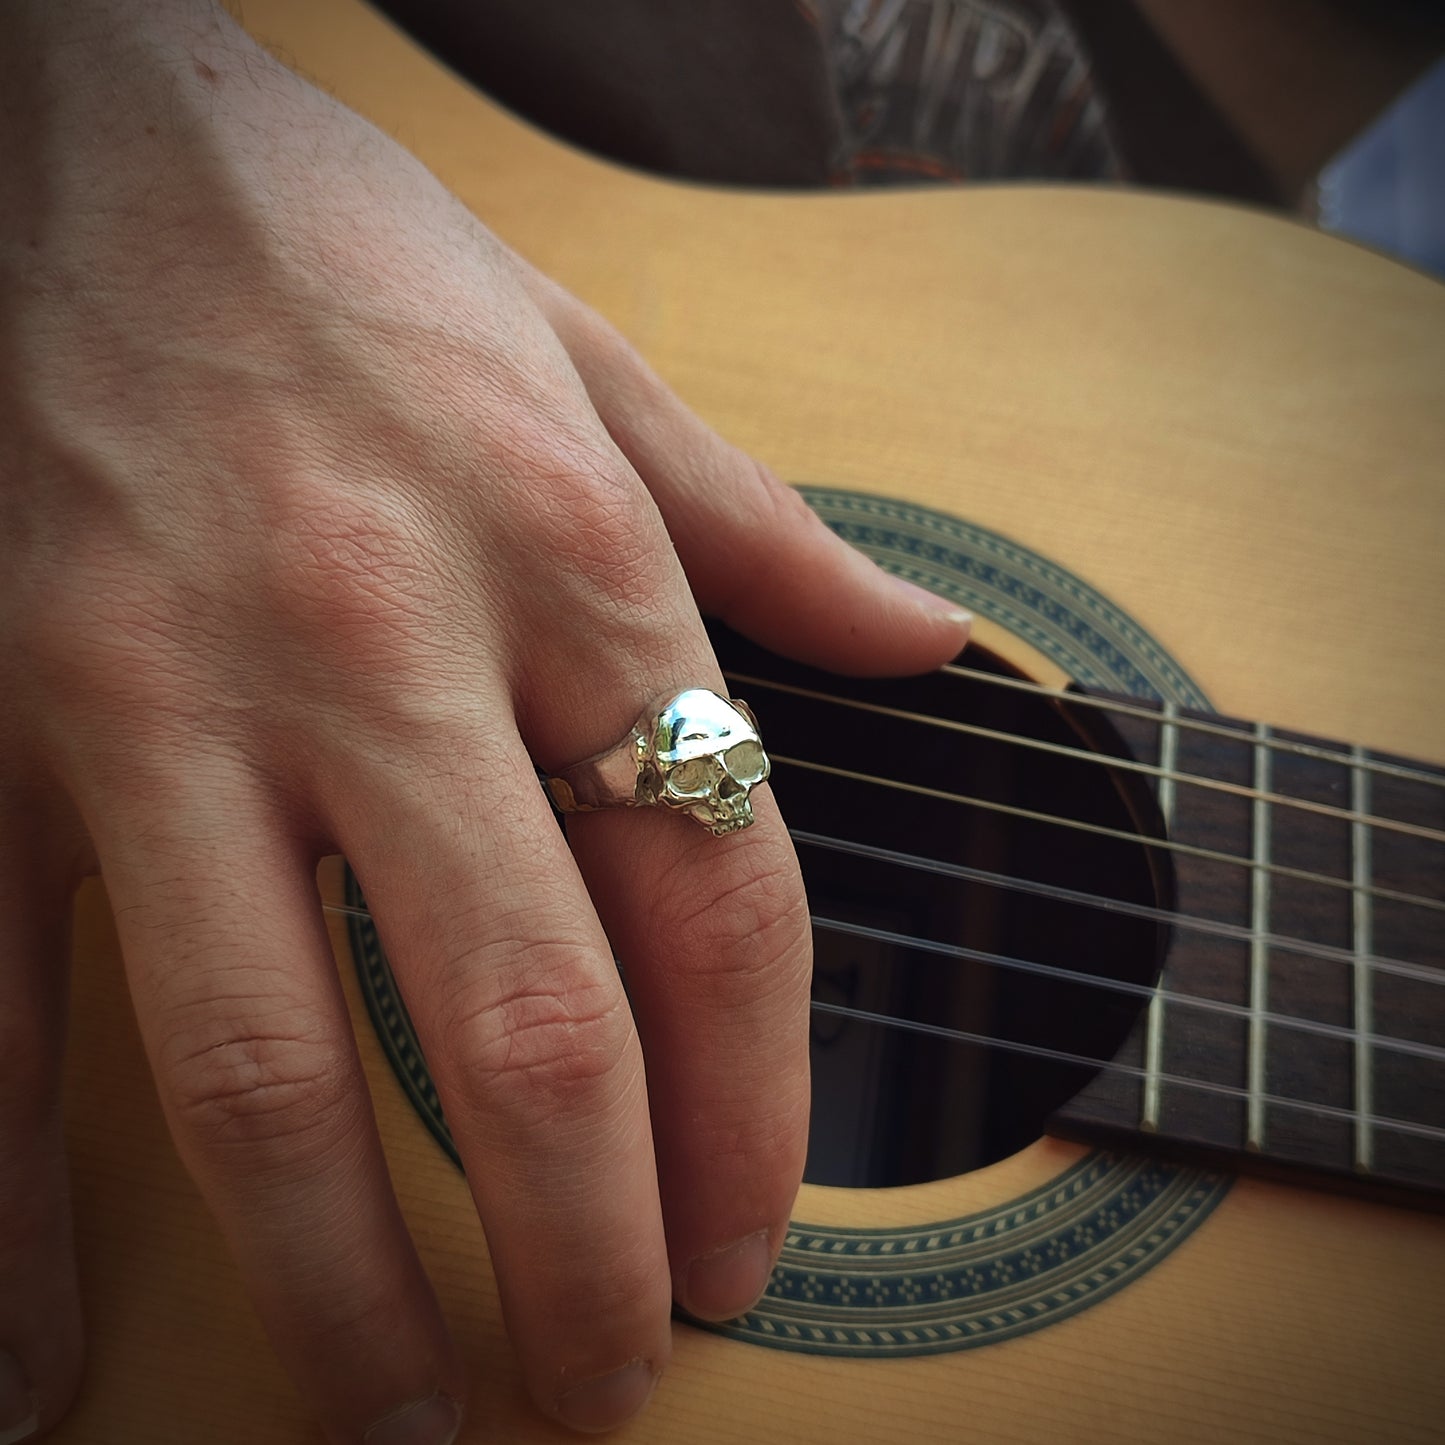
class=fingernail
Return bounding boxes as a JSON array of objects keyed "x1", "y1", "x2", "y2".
[
  {"x1": 0, "y1": 1350, "x2": 38, "y2": 1445},
  {"x1": 684, "y1": 1229, "x2": 773, "y2": 1320},
  {"x1": 363, "y1": 1392, "x2": 461, "y2": 1445},
  {"x1": 555, "y1": 1360, "x2": 658, "y2": 1433},
  {"x1": 889, "y1": 574, "x2": 972, "y2": 625}
]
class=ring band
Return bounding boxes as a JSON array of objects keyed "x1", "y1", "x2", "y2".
[{"x1": 544, "y1": 688, "x2": 770, "y2": 836}]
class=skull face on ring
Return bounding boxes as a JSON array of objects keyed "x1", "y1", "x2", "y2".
[{"x1": 638, "y1": 689, "x2": 770, "y2": 835}]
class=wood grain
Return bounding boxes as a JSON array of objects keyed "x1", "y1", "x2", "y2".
[{"x1": 51, "y1": 0, "x2": 1445, "y2": 1440}]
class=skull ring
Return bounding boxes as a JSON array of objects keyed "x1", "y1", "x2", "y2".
[{"x1": 543, "y1": 689, "x2": 771, "y2": 836}]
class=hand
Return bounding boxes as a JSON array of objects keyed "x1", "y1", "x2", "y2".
[{"x1": 0, "y1": 3, "x2": 970, "y2": 1439}]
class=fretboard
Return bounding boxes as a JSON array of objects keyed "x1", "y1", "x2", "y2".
[{"x1": 1051, "y1": 693, "x2": 1445, "y2": 1209}]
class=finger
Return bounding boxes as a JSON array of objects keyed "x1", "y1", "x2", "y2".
[
  {"x1": 0, "y1": 811, "x2": 84, "y2": 1443},
  {"x1": 91, "y1": 774, "x2": 464, "y2": 1445},
  {"x1": 501, "y1": 528, "x2": 813, "y2": 1325},
  {"x1": 518, "y1": 269, "x2": 972, "y2": 675},
  {"x1": 333, "y1": 735, "x2": 673, "y2": 1434},
  {"x1": 567, "y1": 789, "x2": 812, "y2": 1322}
]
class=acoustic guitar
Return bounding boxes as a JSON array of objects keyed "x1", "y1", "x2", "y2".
[{"x1": 56, "y1": 1, "x2": 1445, "y2": 1440}]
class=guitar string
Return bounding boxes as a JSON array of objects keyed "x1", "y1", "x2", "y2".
[
  {"x1": 329, "y1": 656, "x2": 1445, "y2": 1145},
  {"x1": 805, "y1": 912, "x2": 1445, "y2": 1065},
  {"x1": 789, "y1": 829, "x2": 1442, "y2": 986},
  {"x1": 938, "y1": 663, "x2": 1445, "y2": 791},
  {"x1": 725, "y1": 671, "x2": 1445, "y2": 847},
  {"x1": 807, "y1": 999, "x2": 1445, "y2": 1146},
  {"x1": 322, "y1": 897, "x2": 1445, "y2": 1130},
  {"x1": 321, "y1": 894, "x2": 1445, "y2": 1060},
  {"x1": 770, "y1": 752, "x2": 1445, "y2": 916}
]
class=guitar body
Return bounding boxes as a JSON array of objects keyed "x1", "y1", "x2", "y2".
[{"x1": 58, "y1": 2, "x2": 1445, "y2": 1440}]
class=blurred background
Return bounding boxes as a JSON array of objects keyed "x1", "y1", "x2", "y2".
[
  {"x1": 377, "y1": 0, "x2": 1445, "y2": 275},
  {"x1": 1320, "y1": 57, "x2": 1444, "y2": 278}
]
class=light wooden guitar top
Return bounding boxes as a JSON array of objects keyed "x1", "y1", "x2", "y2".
[{"x1": 57, "y1": 1, "x2": 1445, "y2": 1441}]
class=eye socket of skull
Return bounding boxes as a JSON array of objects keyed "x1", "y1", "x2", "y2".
[
  {"x1": 666, "y1": 755, "x2": 719, "y2": 796},
  {"x1": 723, "y1": 739, "x2": 768, "y2": 784}
]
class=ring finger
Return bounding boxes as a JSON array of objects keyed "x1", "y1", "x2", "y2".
[{"x1": 331, "y1": 728, "x2": 674, "y2": 1434}]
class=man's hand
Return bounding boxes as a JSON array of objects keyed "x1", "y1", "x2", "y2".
[{"x1": 0, "y1": 2, "x2": 969, "y2": 1439}]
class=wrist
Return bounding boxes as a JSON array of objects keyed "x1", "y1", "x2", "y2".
[
  {"x1": 0, "y1": 0, "x2": 280, "y2": 254},
  {"x1": 2, "y1": 0, "x2": 233, "y2": 50},
  {"x1": 0, "y1": 0, "x2": 253, "y2": 152}
]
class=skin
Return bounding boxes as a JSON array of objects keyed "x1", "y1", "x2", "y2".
[{"x1": 0, "y1": 1, "x2": 971, "y2": 1440}]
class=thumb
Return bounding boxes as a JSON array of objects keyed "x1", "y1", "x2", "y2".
[{"x1": 523, "y1": 274, "x2": 972, "y2": 676}]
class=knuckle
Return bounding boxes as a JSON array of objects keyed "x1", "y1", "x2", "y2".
[
  {"x1": 17, "y1": 558, "x2": 236, "y2": 764},
  {"x1": 438, "y1": 948, "x2": 633, "y2": 1111},
  {"x1": 746, "y1": 455, "x2": 814, "y2": 528},
  {"x1": 505, "y1": 263, "x2": 638, "y2": 381},
  {"x1": 701, "y1": 457, "x2": 816, "y2": 611},
  {"x1": 549, "y1": 476, "x2": 657, "y2": 597},
  {"x1": 23, "y1": 567, "x2": 195, "y2": 725},
  {"x1": 264, "y1": 483, "x2": 444, "y2": 657},
  {"x1": 161, "y1": 1013, "x2": 354, "y2": 1153},
  {"x1": 491, "y1": 433, "x2": 664, "y2": 610},
  {"x1": 560, "y1": 471, "x2": 652, "y2": 586},
  {"x1": 670, "y1": 841, "x2": 811, "y2": 998},
  {"x1": 561, "y1": 308, "x2": 649, "y2": 392}
]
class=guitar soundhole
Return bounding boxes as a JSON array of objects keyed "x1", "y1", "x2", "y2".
[{"x1": 709, "y1": 620, "x2": 1170, "y2": 1188}]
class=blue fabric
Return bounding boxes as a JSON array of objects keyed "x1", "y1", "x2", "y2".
[{"x1": 1319, "y1": 59, "x2": 1445, "y2": 278}]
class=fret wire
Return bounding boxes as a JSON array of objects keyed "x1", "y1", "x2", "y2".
[
  {"x1": 322, "y1": 896, "x2": 1445, "y2": 1064},
  {"x1": 1247, "y1": 725, "x2": 1272, "y2": 1152},
  {"x1": 1353, "y1": 747, "x2": 1375, "y2": 1173},
  {"x1": 770, "y1": 752, "x2": 1445, "y2": 916},
  {"x1": 789, "y1": 828, "x2": 1443, "y2": 986},
  {"x1": 808, "y1": 998, "x2": 1445, "y2": 1146},
  {"x1": 725, "y1": 671, "x2": 1445, "y2": 845},
  {"x1": 1141, "y1": 703, "x2": 1177, "y2": 1133},
  {"x1": 935, "y1": 663, "x2": 1445, "y2": 790}
]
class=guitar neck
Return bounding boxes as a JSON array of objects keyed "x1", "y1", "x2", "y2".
[{"x1": 1051, "y1": 691, "x2": 1445, "y2": 1210}]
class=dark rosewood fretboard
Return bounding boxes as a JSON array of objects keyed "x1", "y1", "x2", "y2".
[
  {"x1": 1051, "y1": 692, "x2": 1445, "y2": 1209},
  {"x1": 706, "y1": 617, "x2": 1444, "y2": 1209}
]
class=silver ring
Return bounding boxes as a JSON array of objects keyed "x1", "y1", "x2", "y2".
[{"x1": 544, "y1": 688, "x2": 770, "y2": 836}]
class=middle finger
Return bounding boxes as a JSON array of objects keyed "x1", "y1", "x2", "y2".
[
  {"x1": 334, "y1": 731, "x2": 673, "y2": 1433},
  {"x1": 512, "y1": 590, "x2": 812, "y2": 1325}
]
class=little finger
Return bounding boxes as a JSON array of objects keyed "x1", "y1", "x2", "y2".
[{"x1": 92, "y1": 776, "x2": 463, "y2": 1445}]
